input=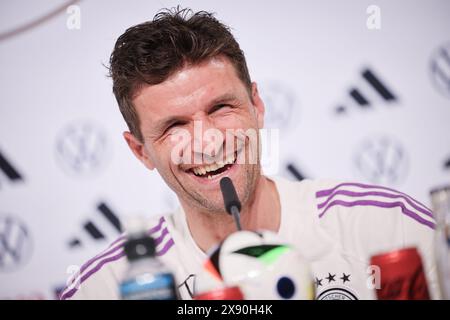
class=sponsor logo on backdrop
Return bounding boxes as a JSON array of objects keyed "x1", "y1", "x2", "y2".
[
  {"x1": 258, "y1": 81, "x2": 299, "y2": 131},
  {"x1": 0, "y1": 149, "x2": 24, "y2": 189},
  {"x1": 68, "y1": 202, "x2": 122, "y2": 249},
  {"x1": 353, "y1": 136, "x2": 408, "y2": 186},
  {"x1": 0, "y1": 215, "x2": 33, "y2": 272},
  {"x1": 445, "y1": 156, "x2": 450, "y2": 170},
  {"x1": 55, "y1": 121, "x2": 110, "y2": 177},
  {"x1": 429, "y1": 42, "x2": 450, "y2": 99},
  {"x1": 53, "y1": 285, "x2": 66, "y2": 300},
  {"x1": 286, "y1": 163, "x2": 307, "y2": 181},
  {"x1": 334, "y1": 68, "x2": 397, "y2": 115}
]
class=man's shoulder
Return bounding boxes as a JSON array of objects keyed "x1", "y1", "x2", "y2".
[
  {"x1": 270, "y1": 175, "x2": 346, "y2": 200},
  {"x1": 273, "y1": 176, "x2": 434, "y2": 229},
  {"x1": 273, "y1": 176, "x2": 435, "y2": 253},
  {"x1": 310, "y1": 179, "x2": 435, "y2": 230},
  {"x1": 310, "y1": 179, "x2": 435, "y2": 259},
  {"x1": 59, "y1": 211, "x2": 180, "y2": 300}
]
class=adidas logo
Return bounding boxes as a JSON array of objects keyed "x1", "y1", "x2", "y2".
[
  {"x1": 0, "y1": 149, "x2": 24, "y2": 189},
  {"x1": 68, "y1": 202, "x2": 122, "y2": 248},
  {"x1": 286, "y1": 163, "x2": 306, "y2": 181},
  {"x1": 334, "y1": 68, "x2": 397, "y2": 115}
]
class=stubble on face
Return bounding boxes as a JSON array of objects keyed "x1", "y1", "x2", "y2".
[{"x1": 133, "y1": 57, "x2": 263, "y2": 216}]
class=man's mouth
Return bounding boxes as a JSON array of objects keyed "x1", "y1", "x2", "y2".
[{"x1": 187, "y1": 151, "x2": 237, "y2": 180}]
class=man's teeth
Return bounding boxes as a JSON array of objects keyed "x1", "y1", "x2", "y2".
[{"x1": 192, "y1": 153, "x2": 235, "y2": 176}]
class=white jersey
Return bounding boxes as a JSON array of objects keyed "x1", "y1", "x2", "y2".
[{"x1": 60, "y1": 177, "x2": 439, "y2": 300}]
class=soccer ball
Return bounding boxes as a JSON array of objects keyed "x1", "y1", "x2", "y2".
[{"x1": 195, "y1": 230, "x2": 314, "y2": 300}]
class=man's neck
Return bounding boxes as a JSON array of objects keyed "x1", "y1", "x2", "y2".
[{"x1": 182, "y1": 175, "x2": 281, "y2": 253}]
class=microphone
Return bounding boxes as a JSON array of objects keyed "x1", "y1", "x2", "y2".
[{"x1": 220, "y1": 177, "x2": 242, "y2": 231}]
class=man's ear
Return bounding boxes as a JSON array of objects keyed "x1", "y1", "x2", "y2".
[
  {"x1": 251, "y1": 82, "x2": 265, "y2": 129},
  {"x1": 123, "y1": 132, "x2": 155, "y2": 171}
]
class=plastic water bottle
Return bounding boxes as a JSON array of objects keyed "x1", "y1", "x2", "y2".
[
  {"x1": 430, "y1": 185, "x2": 450, "y2": 299},
  {"x1": 119, "y1": 217, "x2": 179, "y2": 300}
]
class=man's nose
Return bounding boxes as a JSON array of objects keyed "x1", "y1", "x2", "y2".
[{"x1": 192, "y1": 117, "x2": 224, "y2": 160}]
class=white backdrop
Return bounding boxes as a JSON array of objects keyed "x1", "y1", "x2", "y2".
[{"x1": 0, "y1": 0, "x2": 449, "y2": 299}]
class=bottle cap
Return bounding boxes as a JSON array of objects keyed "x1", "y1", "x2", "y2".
[
  {"x1": 123, "y1": 215, "x2": 156, "y2": 261},
  {"x1": 124, "y1": 236, "x2": 156, "y2": 261}
]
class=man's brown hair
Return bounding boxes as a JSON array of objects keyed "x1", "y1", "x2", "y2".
[{"x1": 109, "y1": 7, "x2": 252, "y2": 142}]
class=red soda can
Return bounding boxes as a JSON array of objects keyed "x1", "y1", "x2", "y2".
[
  {"x1": 194, "y1": 286, "x2": 244, "y2": 300},
  {"x1": 370, "y1": 247, "x2": 430, "y2": 300}
]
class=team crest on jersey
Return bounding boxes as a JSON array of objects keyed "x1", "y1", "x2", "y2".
[
  {"x1": 317, "y1": 287, "x2": 358, "y2": 300},
  {"x1": 315, "y1": 272, "x2": 359, "y2": 300}
]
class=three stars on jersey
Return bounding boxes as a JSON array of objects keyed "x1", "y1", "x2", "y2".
[{"x1": 315, "y1": 273, "x2": 351, "y2": 287}]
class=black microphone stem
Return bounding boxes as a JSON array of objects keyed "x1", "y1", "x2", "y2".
[
  {"x1": 220, "y1": 177, "x2": 243, "y2": 232},
  {"x1": 230, "y1": 205, "x2": 242, "y2": 231}
]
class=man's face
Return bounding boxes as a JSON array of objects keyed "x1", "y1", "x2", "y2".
[{"x1": 129, "y1": 56, "x2": 265, "y2": 214}]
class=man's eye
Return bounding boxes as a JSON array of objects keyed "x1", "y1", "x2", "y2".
[
  {"x1": 211, "y1": 104, "x2": 232, "y2": 113},
  {"x1": 165, "y1": 121, "x2": 184, "y2": 133}
]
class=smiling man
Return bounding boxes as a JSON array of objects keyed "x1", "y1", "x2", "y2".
[
  {"x1": 126, "y1": 53, "x2": 275, "y2": 253},
  {"x1": 61, "y1": 8, "x2": 439, "y2": 300}
]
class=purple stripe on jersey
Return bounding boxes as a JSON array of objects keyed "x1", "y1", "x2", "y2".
[
  {"x1": 108, "y1": 234, "x2": 126, "y2": 249},
  {"x1": 154, "y1": 228, "x2": 169, "y2": 246},
  {"x1": 66, "y1": 217, "x2": 166, "y2": 288},
  {"x1": 316, "y1": 182, "x2": 432, "y2": 212},
  {"x1": 318, "y1": 199, "x2": 435, "y2": 229},
  {"x1": 60, "y1": 237, "x2": 175, "y2": 300},
  {"x1": 61, "y1": 250, "x2": 125, "y2": 300},
  {"x1": 81, "y1": 240, "x2": 125, "y2": 273},
  {"x1": 156, "y1": 238, "x2": 175, "y2": 256},
  {"x1": 105, "y1": 216, "x2": 166, "y2": 249},
  {"x1": 147, "y1": 216, "x2": 166, "y2": 234},
  {"x1": 317, "y1": 190, "x2": 433, "y2": 218}
]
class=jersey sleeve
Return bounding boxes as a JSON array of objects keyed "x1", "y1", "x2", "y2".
[
  {"x1": 312, "y1": 180, "x2": 440, "y2": 299},
  {"x1": 59, "y1": 240, "x2": 127, "y2": 300}
]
